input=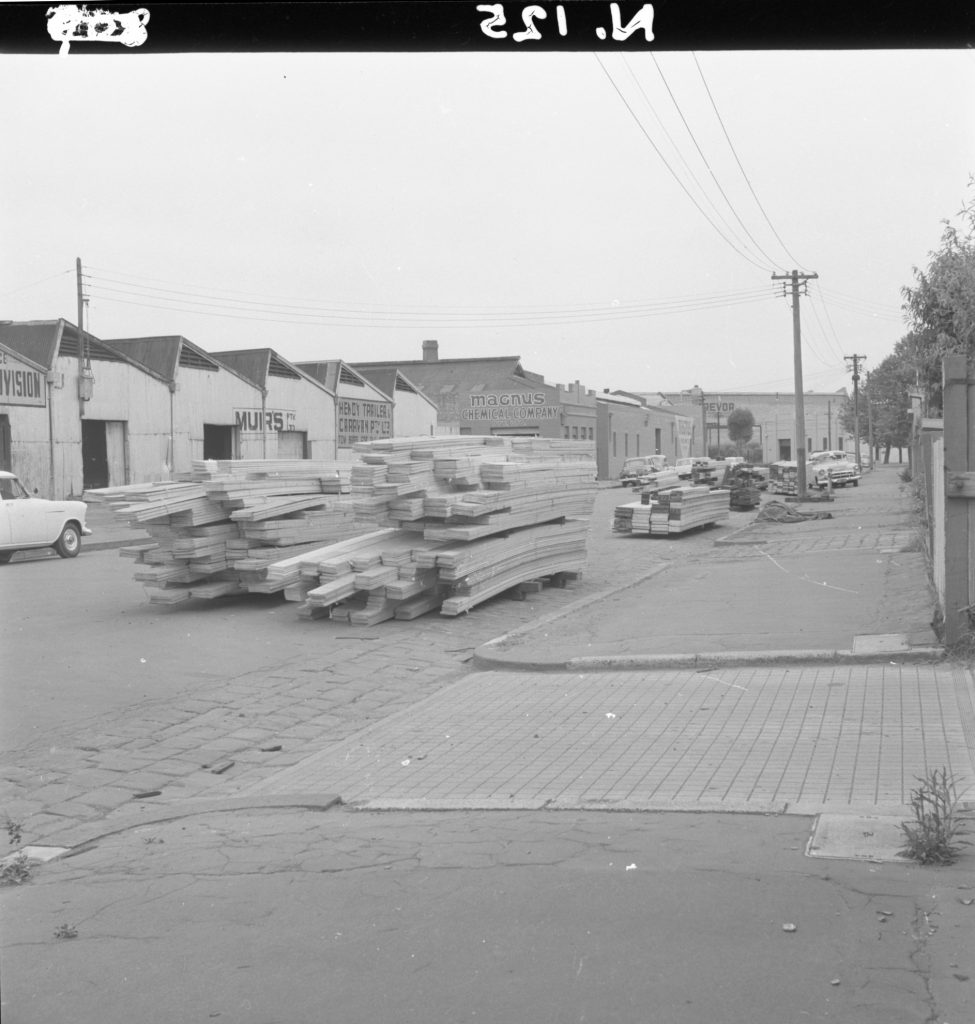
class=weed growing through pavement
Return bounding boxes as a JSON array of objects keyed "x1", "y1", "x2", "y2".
[
  {"x1": 4, "y1": 817, "x2": 24, "y2": 846},
  {"x1": 53, "y1": 923, "x2": 78, "y2": 940},
  {"x1": 900, "y1": 768, "x2": 972, "y2": 865},
  {"x1": 0, "y1": 853, "x2": 32, "y2": 886}
]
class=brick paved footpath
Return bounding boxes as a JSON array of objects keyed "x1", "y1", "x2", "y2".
[
  {"x1": 3, "y1": 465, "x2": 974, "y2": 850},
  {"x1": 1, "y1": 481, "x2": 716, "y2": 846}
]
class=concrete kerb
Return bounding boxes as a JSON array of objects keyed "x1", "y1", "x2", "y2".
[
  {"x1": 4, "y1": 795, "x2": 343, "y2": 864},
  {"x1": 472, "y1": 559, "x2": 947, "y2": 671}
]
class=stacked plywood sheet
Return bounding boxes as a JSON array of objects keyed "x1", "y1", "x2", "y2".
[
  {"x1": 94, "y1": 436, "x2": 596, "y2": 620},
  {"x1": 281, "y1": 436, "x2": 597, "y2": 621},
  {"x1": 768, "y1": 461, "x2": 800, "y2": 495},
  {"x1": 615, "y1": 485, "x2": 730, "y2": 537},
  {"x1": 88, "y1": 461, "x2": 368, "y2": 603}
]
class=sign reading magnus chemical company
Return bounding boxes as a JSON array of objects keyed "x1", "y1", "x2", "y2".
[{"x1": 462, "y1": 391, "x2": 558, "y2": 422}]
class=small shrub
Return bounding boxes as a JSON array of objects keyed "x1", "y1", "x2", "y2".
[
  {"x1": 4, "y1": 817, "x2": 24, "y2": 846},
  {"x1": 53, "y1": 923, "x2": 78, "y2": 940},
  {"x1": 900, "y1": 768, "x2": 972, "y2": 865},
  {"x1": 899, "y1": 466, "x2": 913, "y2": 483},
  {"x1": 0, "y1": 854, "x2": 32, "y2": 886}
]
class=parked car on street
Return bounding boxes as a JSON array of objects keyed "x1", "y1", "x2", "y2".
[
  {"x1": 807, "y1": 450, "x2": 861, "y2": 489},
  {"x1": 619, "y1": 455, "x2": 668, "y2": 487},
  {"x1": 0, "y1": 471, "x2": 91, "y2": 562}
]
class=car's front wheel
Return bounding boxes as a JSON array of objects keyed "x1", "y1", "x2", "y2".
[{"x1": 54, "y1": 523, "x2": 81, "y2": 558}]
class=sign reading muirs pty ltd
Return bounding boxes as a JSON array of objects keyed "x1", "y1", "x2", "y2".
[
  {"x1": 0, "y1": 350, "x2": 46, "y2": 407},
  {"x1": 462, "y1": 391, "x2": 559, "y2": 422}
]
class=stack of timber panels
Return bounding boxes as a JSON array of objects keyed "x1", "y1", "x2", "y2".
[
  {"x1": 95, "y1": 437, "x2": 596, "y2": 621},
  {"x1": 615, "y1": 485, "x2": 730, "y2": 537},
  {"x1": 768, "y1": 461, "x2": 800, "y2": 495},
  {"x1": 280, "y1": 435, "x2": 597, "y2": 622},
  {"x1": 91, "y1": 460, "x2": 366, "y2": 603}
]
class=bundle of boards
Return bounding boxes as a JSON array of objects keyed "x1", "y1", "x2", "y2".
[
  {"x1": 614, "y1": 485, "x2": 730, "y2": 536},
  {"x1": 90, "y1": 436, "x2": 597, "y2": 622}
]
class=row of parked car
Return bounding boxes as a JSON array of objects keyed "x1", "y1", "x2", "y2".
[
  {"x1": 618, "y1": 454, "x2": 744, "y2": 488},
  {"x1": 619, "y1": 450, "x2": 861, "y2": 490}
]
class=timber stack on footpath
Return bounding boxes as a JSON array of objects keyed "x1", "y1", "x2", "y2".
[
  {"x1": 87, "y1": 437, "x2": 597, "y2": 621},
  {"x1": 614, "y1": 483, "x2": 730, "y2": 536}
]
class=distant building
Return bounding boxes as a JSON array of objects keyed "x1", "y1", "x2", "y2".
[
  {"x1": 643, "y1": 388, "x2": 851, "y2": 461},
  {"x1": 352, "y1": 340, "x2": 582, "y2": 441}
]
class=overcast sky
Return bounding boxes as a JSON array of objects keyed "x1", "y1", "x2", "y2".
[{"x1": 2, "y1": 45, "x2": 972, "y2": 397}]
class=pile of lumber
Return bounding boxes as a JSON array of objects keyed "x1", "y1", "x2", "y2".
[
  {"x1": 615, "y1": 485, "x2": 730, "y2": 537},
  {"x1": 768, "y1": 461, "x2": 800, "y2": 495},
  {"x1": 284, "y1": 436, "x2": 597, "y2": 621},
  {"x1": 86, "y1": 460, "x2": 364, "y2": 604},
  {"x1": 91, "y1": 437, "x2": 597, "y2": 620}
]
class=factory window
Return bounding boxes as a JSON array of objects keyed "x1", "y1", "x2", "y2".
[
  {"x1": 612, "y1": 432, "x2": 617, "y2": 457},
  {"x1": 572, "y1": 426, "x2": 578, "y2": 439}
]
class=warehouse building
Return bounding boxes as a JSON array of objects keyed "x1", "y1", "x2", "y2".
[
  {"x1": 210, "y1": 348, "x2": 337, "y2": 460},
  {"x1": 353, "y1": 340, "x2": 595, "y2": 442},
  {"x1": 0, "y1": 319, "x2": 176, "y2": 497},
  {"x1": 350, "y1": 365, "x2": 439, "y2": 439},
  {"x1": 295, "y1": 360, "x2": 396, "y2": 458},
  {"x1": 106, "y1": 334, "x2": 272, "y2": 469},
  {"x1": 596, "y1": 391, "x2": 696, "y2": 481}
]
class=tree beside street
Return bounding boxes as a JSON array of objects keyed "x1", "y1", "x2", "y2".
[{"x1": 901, "y1": 184, "x2": 975, "y2": 414}]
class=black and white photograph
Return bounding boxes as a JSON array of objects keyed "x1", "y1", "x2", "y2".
[{"x1": 1, "y1": 2, "x2": 974, "y2": 1022}]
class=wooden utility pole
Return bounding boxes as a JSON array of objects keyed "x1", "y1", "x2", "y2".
[
  {"x1": 76, "y1": 257, "x2": 85, "y2": 417},
  {"x1": 773, "y1": 270, "x2": 818, "y2": 495},
  {"x1": 845, "y1": 354, "x2": 867, "y2": 469}
]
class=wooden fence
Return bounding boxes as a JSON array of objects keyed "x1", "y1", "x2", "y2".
[{"x1": 917, "y1": 355, "x2": 975, "y2": 646}]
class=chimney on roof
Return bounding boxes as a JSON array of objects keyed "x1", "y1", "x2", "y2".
[{"x1": 422, "y1": 339, "x2": 439, "y2": 362}]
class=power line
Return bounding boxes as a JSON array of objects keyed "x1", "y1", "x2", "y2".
[
  {"x1": 88, "y1": 282, "x2": 776, "y2": 330},
  {"x1": 593, "y1": 53, "x2": 775, "y2": 274},
  {"x1": 692, "y1": 53, "x2": 807, "y2": 272},
  {"x1": 620, "y1": 56, "x2": 773, "y2": 270},
  {"x1": 650, "y1": 53, "x2": 787, "y2": 271},
  {"x1": 1, "y1": 268, "x2": 73, "y2": 297},
  {"x1": 85, "y1": 268, "x2": 773, "y2": 321}
]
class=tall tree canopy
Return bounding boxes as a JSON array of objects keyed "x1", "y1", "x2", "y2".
[
  {"x1": 902, "y1": 184, "x2": 975, "y2": 411},
  {"x1": 726, "y1": 407, "x2": 755, "y2": 452}
]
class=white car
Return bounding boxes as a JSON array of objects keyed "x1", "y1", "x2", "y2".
[
  {"x1": 807, "y1": 450, "x2": 861, "y2": 489},
  {"x1": 0, "y1": 471, "x2": 91, "y2": 562}
]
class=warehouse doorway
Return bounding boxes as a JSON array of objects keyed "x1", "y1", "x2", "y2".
[
  {"x1": 82, "y1": 420, "x2": 128, "y2": 490},
  {"x1": 778, "y1": 438, "x2": 792, "y2": 461},
  {"x1": 0, "y1": 415, "x2": 10, "y2": 471},
  {"x1": 203, "y1": 424, "x2": 236, "y2": 460},
  {"x1": 277, "y1": 430, "x2": 308, "y2": 459}
]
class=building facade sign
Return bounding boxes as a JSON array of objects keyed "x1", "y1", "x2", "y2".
[
  {"x1": 0, "y1": 351, "x2": 46, "y2": 408},
  {"x1": 337, "y1": 398, "x2": 392, "y2": 445},
  {"x1": 462, "y1": 391, "x2": 559, "y2": 423},
  {"x1": 234, "y1": 408, "x2": 297, "y2": 433}
]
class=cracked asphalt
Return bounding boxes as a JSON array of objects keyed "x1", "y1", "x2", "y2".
[
  {"x1": 3, "y1": 807, "x2": 973, "y2": 1024},
  {"x1": 2, "y1": 465, "x2": 973, "y2": 1023}
]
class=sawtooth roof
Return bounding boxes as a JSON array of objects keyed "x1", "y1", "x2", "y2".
[
  {"x1": 0, "y1": 319, "x2": 164, "y2": 380},
  {"x1": 350, "y1": 356, "x2": 533, "y2": 396},
  {"x1": 211, "y1": 349, "x2": 332, "y2": 394}
]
